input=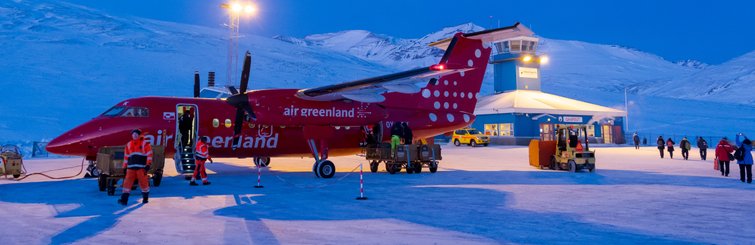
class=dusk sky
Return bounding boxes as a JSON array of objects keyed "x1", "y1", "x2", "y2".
[{"x1": 67, "y1": 0, "x2": 755, "y2": 64}]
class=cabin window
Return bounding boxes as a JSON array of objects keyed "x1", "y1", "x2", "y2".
[
  {"x1": 120, "y1": 107, "x2": 149, "y2": 118},
  {"x1": 101, "y1": 106, "x2": 125, "y2": 117}
]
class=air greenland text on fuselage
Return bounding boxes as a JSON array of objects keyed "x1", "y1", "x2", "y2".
[
  {"x1": 141, "y1": 130, "x2": 279, "y2": 149},
  {"x1": 283, "y1": 106, "x2": 355, "y2": 118}
]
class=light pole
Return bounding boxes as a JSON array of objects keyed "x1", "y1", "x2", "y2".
[{"x1": 220, "y1": 2, "x2": 257, "y2": 87}]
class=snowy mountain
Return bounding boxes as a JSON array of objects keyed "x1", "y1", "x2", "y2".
[
  {"x1": 675, "y1": 59, "x2": 708, "y2": 69},
  {"x1": 643, "y1": 51, "x2": 755, "y2": 104},
  {"x1": 275, "y1": 23, "x2": 484, "y2": 69},
  {"x1": 277, "y1": 24, "x2": 699, "y2": 95},
  {"x1": 0, "y1": 0, "x2": 394, "y2": 142},
  {"x1": 1, "y1": 0, "x2": 754, "y2": 145}
]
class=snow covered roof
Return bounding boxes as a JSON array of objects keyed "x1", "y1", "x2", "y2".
[{"x1": 474, "y1": 90, "x2": 626, "y2": 118}]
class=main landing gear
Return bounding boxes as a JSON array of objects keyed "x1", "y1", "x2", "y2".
[{"x1": 307, "y1": 139, "x2": 336, "y2": 178}]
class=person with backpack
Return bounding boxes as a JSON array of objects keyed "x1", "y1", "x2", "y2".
[
  {"x1": 734, "y1": 133, "x2": 753, "y2": 183},
  {"x1": 715, "y1": 137, "x2": 735, "y2": 177},
  {"x1": 697, "y1": 137, "x2": 708, "y2": 161},
  {"x1": 656, "y1": 136, "x2": 665, "y2": 159},
  {"x1": 680, "y1": 137, "x2": 691, "y2": 160},
  {"x1": 633, "y1": 132, "x2": 640, "y2": 149},
  {"x1": 666, "y1": 138, "x2": 675, "y2": 159}
]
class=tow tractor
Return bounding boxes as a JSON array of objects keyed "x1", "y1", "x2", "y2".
[
  {"x1": 551, "y1": 125, "x2": 595, "y2": 172},
  {"x1": 365, "y1": 143, "x2": 442, "y2": 174},
  {"x1": 0, "y1": 145, "x2": 25, "y2": 179}
]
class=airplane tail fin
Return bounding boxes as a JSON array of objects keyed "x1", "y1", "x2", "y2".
[
  {"x1": 383, "y1": 33, "x2": 491, "y2": 116},
  {"x1": 382, "y1": 23, "x2": 533, "y2": 125}
]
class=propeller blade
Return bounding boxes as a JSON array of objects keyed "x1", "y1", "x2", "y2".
[
  {"x1": 228, "y1": 86, "x2": 239, "y2": 95},
  {"x1": 241, "y1": 103, "x2": 257, "y2": 121},
  {"x1": 238, "y1": 51, "x2": 251, "y2": 94},
  {"x1": 226, "y1": 93, "x2": 258, "y2": 121},
  {"x1": 194, "y1": 71, "x2": 200, "y2": 98}
]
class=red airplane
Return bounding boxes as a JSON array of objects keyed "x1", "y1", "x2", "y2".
[{"x1": 46, "y1": 23, "x2": 532, "y2": 178}]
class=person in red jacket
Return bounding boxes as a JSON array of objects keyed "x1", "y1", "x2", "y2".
[
  {"x1": 715, "y1": 137, "x2": 735, "y2": 177},
  {"x1": 118, "y1": 129, "x2": 152, "y2": 205},
  {"x1": 190, "y1": 136, "x2": 213, "y2": 186}
]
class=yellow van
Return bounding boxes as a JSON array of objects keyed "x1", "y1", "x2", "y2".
[{"x1": 452, "y1": 128, "x2": 489, "y2": 147}]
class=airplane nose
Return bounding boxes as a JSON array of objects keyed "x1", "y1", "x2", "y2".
[
  {"x1": 46, "y1": 126, "x2": 92, "y2": 156},
  {"x1": 46, "y1": 133, "x2": 76, "y2": 155}
]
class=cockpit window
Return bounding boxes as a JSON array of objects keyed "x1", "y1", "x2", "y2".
[
  {"x1": 101, "y1": 106, "x2": 125, "y2": 117},
  {"x1": 121, "y1": 107, "x2": 149, "y2": 117}
]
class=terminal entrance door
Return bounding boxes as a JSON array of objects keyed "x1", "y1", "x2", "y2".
[
  {"x1": 540, "y1": 123, "x2": 554, "y2": 141},
  {"x1": 602, "y1": 124, "x2": 613, "y2": 144}
]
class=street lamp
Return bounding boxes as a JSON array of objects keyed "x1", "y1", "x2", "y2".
[{"x1": 221, "y1": 2, "x2": 257, "y2": 87}]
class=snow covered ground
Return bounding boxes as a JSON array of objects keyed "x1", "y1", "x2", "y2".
[{"x1": 2, "y1": 145, "x2": 753, "y2": 244}]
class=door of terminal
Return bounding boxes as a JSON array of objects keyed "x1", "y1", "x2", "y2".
[
  {"x1": 602, "y1": 124, "x2": 613, "y2": 144},
  {"x1": 540, "y1": 123, "x2": 554, "y2": 141}
]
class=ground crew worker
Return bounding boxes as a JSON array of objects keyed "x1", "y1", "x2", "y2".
[
  {"x1": 118, "y1": 129, "x2": 152, "y2": 205},
  {"x1": 190, "y1": 136, "x2": 213, "y2": 186},
  {"x1": 390, "y1": 122, "x2": 403, "y2": 156},
  {"x1": 402, "y1": 122, "x2": 413, "y2": 145}
]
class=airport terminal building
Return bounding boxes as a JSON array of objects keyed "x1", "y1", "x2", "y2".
[{"x1": 470, "y1": 30, "x2": 627, "y2": 145}]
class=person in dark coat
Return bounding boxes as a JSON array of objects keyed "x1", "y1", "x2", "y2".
[
  {"x1": 735, "y1": 133, "x2": 753, "y2": 183},
  {"x1": 679, "y1": 137, "x2": 691, "y2": 160},
  {"x1": 402, "y1": 122, "x2": 413, "y2": 145},
  {"x1": 632, "y1": 132, "x2": 640, "y2": 149},
  {"x1": 656, "y1": 136, "x2": 665, "y2": 159},
  {"x1": 372, "y1": 123, "x2": 382, "y2": 143},
  {"x1": 178, "y1": 110, "x2": 194, "y2": 148},
  {"x1": 666, "y1": 138, "x2": 675, "y2": 159},
  {"x1": 697, "y1": 137, "x2": 708, "y2": 161},
  {"x1": 715, "y1": 137, "x2": 735, "y2": 177}
]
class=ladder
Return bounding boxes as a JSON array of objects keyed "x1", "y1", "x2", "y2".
[{"x1": 175, "y1": 146, "x2": 196, "y2": 174}]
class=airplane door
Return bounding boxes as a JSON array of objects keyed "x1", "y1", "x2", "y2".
[{"x1": 175, "y1": 104, "x2": 199, "y2": 174}]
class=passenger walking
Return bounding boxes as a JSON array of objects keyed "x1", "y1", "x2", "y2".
[
  {"x1": 735, "y1": 133, "x2": 753, "y2": 183},
  {"x1": 633, "y1": 132, "x2": 640, "y2": 149},
  {"x1": 190, "y1": 136, "x2": 213, "y2": 186},
  {"x1": 666, "y1": 138, "x2": 675, "y2": 159},
  {"x1": 118, "y1": 129, "x2": 152, "y2": 205},
  {"x1": 656, "y1": 136, "x2": 665, "y2": 159},
  {"x1": 402, "y1": 122, "x2": 413, "y2": 145},
  {"x1": 697, "y1": 137, "x2": 708, "y2": 161},
  {"x1": 680, "y1": 137, "x2": 691, "y2": 160},
  {"x1": 715, "y1": 137, "x2": 735, "y2": 177}
]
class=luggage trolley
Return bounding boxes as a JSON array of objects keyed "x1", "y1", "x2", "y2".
[{"x1": 365, "y1": 143, "x2": 442, "y2": 174}]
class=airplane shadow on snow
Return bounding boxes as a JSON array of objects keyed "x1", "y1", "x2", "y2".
[{"x1": 0, "y1": 162, "x2": 748, "y2": 244}]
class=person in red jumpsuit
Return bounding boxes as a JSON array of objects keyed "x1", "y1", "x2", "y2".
[
  {"x1": 190, "y1": 136, "x2": 213, "y2": 186},
  {"x1": 118, "y1": 129, "x2": 152, "y2": 205}
]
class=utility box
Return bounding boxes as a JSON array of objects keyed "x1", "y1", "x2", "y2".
[{"x1": 529, "y1": 140, "x2": 556, "y2": 169}]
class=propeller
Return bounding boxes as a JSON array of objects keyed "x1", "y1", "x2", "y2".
[
  {"x1": 194, "y1": 71, "x2": 200, "y2": 98},
  {"x1": 226, "y1": 51, "x2": 256, "y2": 149}
]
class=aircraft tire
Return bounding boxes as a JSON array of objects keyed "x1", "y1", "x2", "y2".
[{"x1": 317, "y1": 160, "x2": 335, "y2": 179}]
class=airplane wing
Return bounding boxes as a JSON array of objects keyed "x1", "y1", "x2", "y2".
[{"x1": 295, "y1": 65, "x2": 471, "y2": 103}]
